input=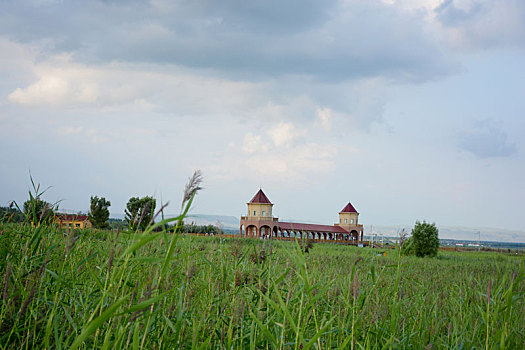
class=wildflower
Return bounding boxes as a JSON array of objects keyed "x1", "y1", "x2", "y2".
[{"x1": 182, "y1": 170, "x2": 203, "y2": 211}]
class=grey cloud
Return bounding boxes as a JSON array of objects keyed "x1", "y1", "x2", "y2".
[
  {"x1": 435, "y1": 0, "x2": 525, "y2": 49},
  {"x1": 0, "y1": 0, "x2": 456, "y2": 83},
  {"x1": 435, "y1": 0, "x2": 483, "y2": 26},
  {"x1": 178, "y1": 0, "x2": 335, "y2": 34},
  {"x1": 459, "y1": 120, "x2": 517, "y2": 158}
]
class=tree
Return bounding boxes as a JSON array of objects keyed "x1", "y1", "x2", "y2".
[
  {"x1": 411, "y1": 221, "x2": 439, "y2": 257},
  {"x1": 400, "y1": 236, "x2": 415, "y2": 256},
  {"x1": 0, "y1": 202, "x2": 25, "y2": 223},
  {"x1": 125, "y1": 196, "x2": 156, "y2": 231},
  {"x1": 23, "y1": 197, "x2": 54, "y2": 226},
  {"x1": 88, "y1": 196, "x2": 111, "y2": 229}
]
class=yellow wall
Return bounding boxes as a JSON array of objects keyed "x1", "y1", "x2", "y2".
[
  {"x1": 339, "y1": 212, "x2": 359, "y2": 225},
  {"x1": 247, "y1": 203, "x2": 273, "y2": 219},
  {"x1": 60, "y1": 220, "x2": 93, "y2": 229}
]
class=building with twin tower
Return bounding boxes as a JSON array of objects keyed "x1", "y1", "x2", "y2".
[{"x1": 239, "y1": 189, "x2": 364, "y2": 243}]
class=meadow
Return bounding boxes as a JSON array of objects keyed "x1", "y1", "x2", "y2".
[{"x1": 0, "y1": 220, "x2": 524, "y2": 349}]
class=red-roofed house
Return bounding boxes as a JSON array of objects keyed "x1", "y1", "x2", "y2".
[
  {"x1": 55, "y1": 213, "x2": 93, "y2": 229},
  {"x1": 240, "y1": 190, "x2": 364, "y2": 244}
]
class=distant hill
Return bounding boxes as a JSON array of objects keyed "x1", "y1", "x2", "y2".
[
  {"x1": 183, "y1": 214, "x2": 239, "y2": 230},
  {"x1": 110, "y1": 213, "x2": 240, "y2": 230},
  {"x1": 109, "y1": 212, "x2": 524, "y2": 243},
  {"x1": 370, "y1": 225, "x2": 525, "y2": 243}
]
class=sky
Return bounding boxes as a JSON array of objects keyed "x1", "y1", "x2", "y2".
[{"x1": 0, "y1": 0, "x2": 524, "y2": 237}]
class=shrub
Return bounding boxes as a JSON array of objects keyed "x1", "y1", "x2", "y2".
[
  {"x1": 0, "y1": 203, "x2": 25, "y2": 223},
  {"x1": 411, "y1": 221, "x2": 439, "y2": 257},
  {"x1": 400, "y1": 236, "x2": 415, "y2": 256},
  {"x1": 23, "y1": 195, "x2": 55, "y2": 226}
]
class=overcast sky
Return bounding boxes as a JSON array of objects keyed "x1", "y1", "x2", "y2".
[{"x1": 0, "y1": 0, "x2": 524, "y2": 235}]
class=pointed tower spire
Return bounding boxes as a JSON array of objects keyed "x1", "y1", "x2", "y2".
[
  {"x1": 249, "y1": 189, "x2": 272, "y2": 204},
  {"x1": 340, "y1": 202, "x2": 358, "y2": 214}
]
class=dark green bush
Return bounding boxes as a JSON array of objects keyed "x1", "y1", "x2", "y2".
[
  {"x1": 411, "y1": 221, "x2": 439, "y2": 257},
  {"x1": 401, "y1": 236, "x2": 415, "y2": 256}
]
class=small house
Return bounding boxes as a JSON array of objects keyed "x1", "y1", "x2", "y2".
[{"x1": 55, "y1": 214, "x2": 92, "y2": 229}]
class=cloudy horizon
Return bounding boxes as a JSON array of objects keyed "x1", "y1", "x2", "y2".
[{"x1": 1, "y1": 0, "x2": 524, "y2": 239}]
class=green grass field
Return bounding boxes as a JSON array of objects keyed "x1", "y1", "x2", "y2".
[{"x1": 1, "y1": 221, "x2": 524, "y2": 349}]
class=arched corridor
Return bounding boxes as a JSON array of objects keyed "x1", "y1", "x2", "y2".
[{"x1": 239, "y1": 189, "x2": 366, "y2": 245}]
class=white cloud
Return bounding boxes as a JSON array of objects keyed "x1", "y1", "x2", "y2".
[
  {"x1": 4, "y1": 45, "x2": 263, "y2": 113},
  {"x1": 244, "y1": 143, "x2": 337, "y2": 180},
  {"x1": 317, "y1": 107, "x2": 332, "y2": 131},
  {"x1": 381, "y1": 0, "x2": 443, "y2": 12},
  {"x1": 7, "y1": 56, "x2": 125, "y2": 107},
  {"x1": 268, "y1": 121, "x2": 306, "y2": 147},
  {"x1": 58, "y1": 126, "x2": 84, "y2": 135},
  {"x1": 9, "y1": 73, "x2": 90, "y2": 107},
  {"x1": 1, "y1": 38, "x2": 390, "y2": 139},
  {"x1": 233, "y1": 120, "x2": 338, "y2": 182},
  {"x1": 242, "y1": 132, "x2": 268, "y2": 154},
  {"x1": 0, "y1": 38, "x2": 38, "y2": 78}
]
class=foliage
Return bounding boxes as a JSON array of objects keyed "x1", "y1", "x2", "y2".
[
  {"x1": 108, "y1": 217, "x2": 127, "y2": 230},
  {"x1": 2, "y1": 173, "x2": 524, "y2": 348},
  {"x1": 124, "y1": 196, "x2": 156, "y2": 231},
  {"x1": 1, "y1": 221, "x2": 524, "y2": 349},
  {"x1": 23, "y1": 198, "x2": 55, "y2": 225},
  {"x1": 400, "y1": 236, "x2": 415, "y2": 256},
  {"x1": 411, "y1": 221, "x2": 440, "y2": 257},
  {"x1": 87, "y1": 196, "x2": 111, "y2": 229},
  {"x1": 0, "y1": 204, "x2": 25, "y2": 223},
  {"x1": 179, "y1": 222, "x2": 222, "y2": 234},
  {"x1": 22, "y1": 178, "x2": 56, "y2": 226}
]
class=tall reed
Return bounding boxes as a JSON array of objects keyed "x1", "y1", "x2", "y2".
[{"x1": 0, "y1": 176, "x2": 524, "y2": 348}]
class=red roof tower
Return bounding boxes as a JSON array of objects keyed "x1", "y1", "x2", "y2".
[
  {"x1": 248, "y1": 189, "x2": 272, "y2": 204},
  {"x1": 340, "y1": 202, "x2": 358, "y2": 214}
]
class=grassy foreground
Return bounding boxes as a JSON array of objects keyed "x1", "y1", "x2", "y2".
[{"x1": 1, "y1": 222, "x2": 524, "y2": 349}]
